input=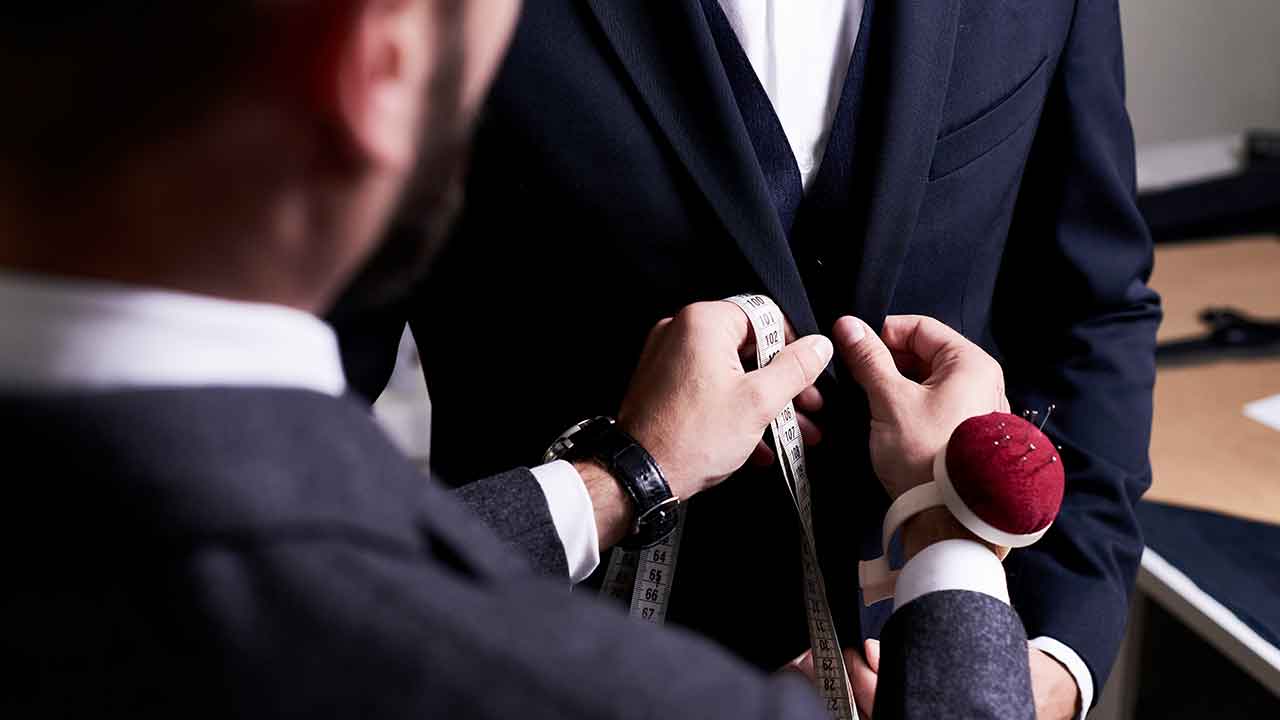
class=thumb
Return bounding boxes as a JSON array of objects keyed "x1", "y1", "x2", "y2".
[
  {"x1": 864, "y1": 638, "x2": 881, "y2": 674},
  {"x1": 833, "y1": 316, "x2": 903, "y2": 410},
  {"x1": 844, "y1": 646, "x2": 878, "y2": 719},
  {"x1": 741, "y1": 335, "x2": 834, "y2": 418}
]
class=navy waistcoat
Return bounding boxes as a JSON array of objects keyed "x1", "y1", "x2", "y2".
[{"x1": 701, "y1": 0, "x2": 878, "y2": 328}]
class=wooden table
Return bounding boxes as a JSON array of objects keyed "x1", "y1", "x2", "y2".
[
  {"x1": 1095, "y1": 235, "x2": 1280, "y2": 719},
  {"x1": 1145, "y1": 235, "x2": 1280, "y2": 525}
]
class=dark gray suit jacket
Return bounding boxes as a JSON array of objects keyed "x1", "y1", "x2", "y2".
[{"x1": 1, "y1": 387, "x2": 1032, "y2": 719}]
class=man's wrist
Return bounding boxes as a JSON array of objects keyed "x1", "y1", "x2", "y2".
[
  {"x1": 575, "y1": 459, "x2": 634, "y2": 549},
  {"x1": 901, "y1": 507, "x2": 1008, "y2": 562},
  {"x1": 1030, "y1": 638, "x2": 1091, "y2": 720},
  {"x1": 553, "y1": 417, "x2": 678, "y2": 549}
]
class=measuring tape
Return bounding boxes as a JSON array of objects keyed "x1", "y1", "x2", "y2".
[{"x1": 599, "y1": 294, "x2": 857, "y2": 719}]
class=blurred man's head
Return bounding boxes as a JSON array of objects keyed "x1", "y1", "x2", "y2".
[{"x1": 0, "y1": 0, "x2": 519, "y2": 311}]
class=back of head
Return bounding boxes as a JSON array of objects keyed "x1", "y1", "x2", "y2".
[
  {"x1": 0, "y1": 4, "x2": 266, "y2": 192},
  {"x1": 0, "y1": 2, "x2": 338, "y2": 305},
  {"x1": 0, "y1": 1, "x2": 520, "y2": 312}
]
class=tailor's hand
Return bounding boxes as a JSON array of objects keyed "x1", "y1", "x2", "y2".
[
  {"x1": 1031, "y1": 648, "x2": 1082, "y2": 720},
  {"x1": 780, "y1": 639, "x2": 880, "y2": 719},
  {"x1": 832, "y1": 315, "x2": 1010, "y2": 500},
  {"x1": 618, "y1": 301, "x2": 833, "y2": 502}
]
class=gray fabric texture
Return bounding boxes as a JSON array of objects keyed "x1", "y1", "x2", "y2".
[
  {"x1": 454, "y1": 470, "x2": 569, "y2": 578},
  {"x1": 4, "y1": 388, "x2": 1032, "y2": 719},
  {"x1": 876, "y1": 590, "x2": 1036, "y2": 720}
]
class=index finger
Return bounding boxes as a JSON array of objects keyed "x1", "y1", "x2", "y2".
[
  {"x1": 715, "y1": 298, "x2": 796, "y2": 352},
  {"x1": 879, "y1": 315, "x2": 982, "y2": 373},
  {"x1": 666, "y1": 301, "x2": 753, "y2": 351}
]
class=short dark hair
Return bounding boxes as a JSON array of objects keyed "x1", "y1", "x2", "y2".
[{"x1": 0, "y1": 4, "x2": 268, "y2": 183}]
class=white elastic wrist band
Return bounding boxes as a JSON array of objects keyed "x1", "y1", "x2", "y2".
[
  {"x1": 858, "y1": 449, "x2": 1053, "y2": 606},
  {"x1": 858, "y1": 481, "x2": 942, "y2": 605}
]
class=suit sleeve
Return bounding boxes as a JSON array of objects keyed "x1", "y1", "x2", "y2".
[
  {"x1": 452, "y1": 468, "x2": 571, "y2": 578},
  {"x1": 993, "y1": 0, "x2": 1161, "y2": 700},
  {"x1": 876, "y1": 591, "x2": 1035, "y2": 720},
  {"x1": 184, "y1": 539, "x2": 827, "y2": 720}
]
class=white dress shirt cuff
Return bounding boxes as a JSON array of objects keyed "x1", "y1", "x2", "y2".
[
  {"x1": 893, "y1": 539, "x2": 1010, "y2": 611},
  {"x1": 530, "y1": 460, "x2": 601, "y2": 583},
  {"x1": 1029, "y1": 635, "x2": 1093, "y2": 720}
]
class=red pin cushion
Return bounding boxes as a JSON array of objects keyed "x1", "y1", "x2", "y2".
[
  {"x1": 859, "y1": 412, "x2": 1066, "y2": 605},
  {"x1": 938, "y1": 412, "x2": 1066, "y2": 546}
]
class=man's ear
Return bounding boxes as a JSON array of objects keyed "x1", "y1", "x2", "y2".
[{"x1": 320, "y1": 0, "x2": 430, "y2": 172}]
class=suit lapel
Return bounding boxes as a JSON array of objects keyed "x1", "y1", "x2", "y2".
[
  {"x1": 850, "y1": 0, "x2": 962, "y2": 328},
  {"x1": 582, "y1": 0, "x2": 819, "y2": 336}
]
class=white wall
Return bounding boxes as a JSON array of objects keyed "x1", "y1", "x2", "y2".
[{"x1": 1122, "y1": 0, "x2": 1280, "y2": 147}]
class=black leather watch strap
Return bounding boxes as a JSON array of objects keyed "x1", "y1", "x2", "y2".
[{"x1": 545, "y1": 417, "x2": 680, "y2": 548}]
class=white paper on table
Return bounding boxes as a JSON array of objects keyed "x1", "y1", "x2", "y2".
[{"x1": 1243, "y1": 394, "x2": 1280, "y2": 433}]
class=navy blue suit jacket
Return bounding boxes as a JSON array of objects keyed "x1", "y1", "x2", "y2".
[{"x1": 334, "y1": 0, "x2": 1160, "y2": 701}]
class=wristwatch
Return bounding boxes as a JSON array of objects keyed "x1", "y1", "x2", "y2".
[{"x1": 543, "y1": 416, "x2": 680, "y2": 549}]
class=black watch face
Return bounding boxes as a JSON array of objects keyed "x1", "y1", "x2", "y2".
[
  {"x1": 543, "y1": 435, "x2": 576, "y2": 464},
  {"x1": 543, "y1": 417, "x2": 613, "y2": 464}
]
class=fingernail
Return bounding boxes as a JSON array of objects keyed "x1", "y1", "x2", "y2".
[
  {"x1": 844, "y1": 318, "x2": 866, "y2": 343},
  {"x1": 811, "y1": 336, "x2": 834, "y2": 365}
]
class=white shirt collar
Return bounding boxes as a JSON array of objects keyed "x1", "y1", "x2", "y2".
[{"x1": 0, "y1": 270, "x2": 346, "y2": 396}]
